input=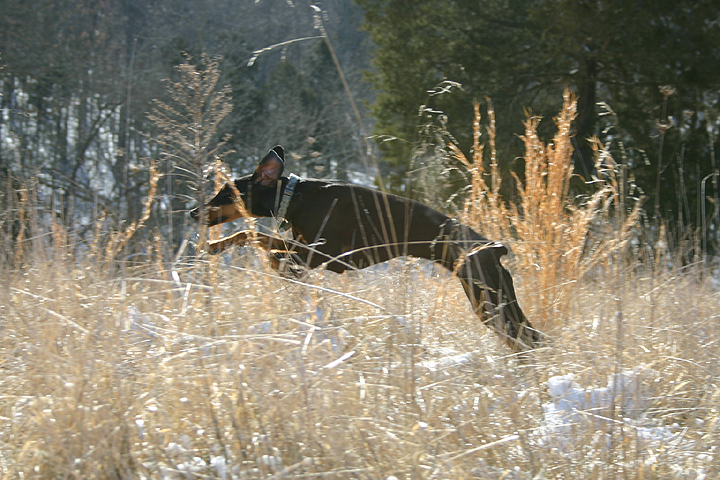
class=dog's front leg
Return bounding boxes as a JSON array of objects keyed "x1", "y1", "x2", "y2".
[
  {"x1": 207, "y1": 230, "x2": 281, "y2": 255},
  {"x1": 207, "y1": 231, "x2": 251, "y2": 254}
]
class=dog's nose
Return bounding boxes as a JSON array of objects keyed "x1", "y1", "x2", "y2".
[{"x1": 189, "y1": 207, "x2": 200, "y2": 220}]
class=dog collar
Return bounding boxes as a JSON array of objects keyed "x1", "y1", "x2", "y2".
[{"x1": 277, "y1": 174, "x2": 299, "y2": 220}]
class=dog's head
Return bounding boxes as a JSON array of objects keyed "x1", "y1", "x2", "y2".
[{"x1": 190, "y1": 145, "x2": 287, "y2": 226}]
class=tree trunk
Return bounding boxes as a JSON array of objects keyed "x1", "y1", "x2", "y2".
[{"x1": 574, "y1": 58, "x2": 598, "y2": 179}]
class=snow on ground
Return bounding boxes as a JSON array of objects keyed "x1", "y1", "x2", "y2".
[
  {"x1": 120, "y1": 314, "x2": 715, "y2": 480},
  {"x1": 122, "y1": 261, "x2": 714, "y2": 479},
  {"x1": 538, "y1": 370, "x2": 684, "y2": 448},
  {"x1": 416, "y1": 351, "x2": 714, "y2": 479},
  {"x1": 540, "y1": 370, "x2": 713, "y2": 479}
]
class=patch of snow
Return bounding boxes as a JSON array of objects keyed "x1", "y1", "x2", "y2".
[
  {"x1": 536, "y1": 369, "x2": 712, "y2": 478},
  {"x1": 418, "y1": 352, "x2": 475, "y2": 372},
  {"x1": 539, "y1": 370, "x2": 678, "y2": 444}
]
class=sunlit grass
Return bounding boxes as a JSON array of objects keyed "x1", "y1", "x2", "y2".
[
  {"x1": 1, "y1": 246, "x2": 718, "y2": 478},
  {"x1": 1, "y1": 94, "x2": 718, "y2": 479}
]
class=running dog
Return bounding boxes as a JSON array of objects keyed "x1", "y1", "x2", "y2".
[{"x1": 190, "y1": 146, "x2": 541, "y2": 352}]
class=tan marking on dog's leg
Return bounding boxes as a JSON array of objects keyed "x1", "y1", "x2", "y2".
[
  {"x1": 207, "y1": 231, "x2": 251, "y2": 254},
  {"x1": 207, "y1": 231, "x2": 282, "y2": 255}
]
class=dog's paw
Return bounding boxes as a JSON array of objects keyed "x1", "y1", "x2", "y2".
[{"x1": 206, "y1": 240, "x2": 226, "y2": 255}]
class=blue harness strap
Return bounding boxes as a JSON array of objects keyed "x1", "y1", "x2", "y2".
[{"x1": 277, "y1": 174, "x2": 299, "y2": 220}]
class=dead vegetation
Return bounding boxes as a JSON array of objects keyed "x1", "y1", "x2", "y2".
[{"x1": 0, "y1": 94, "x2": 718, "y2": 479}]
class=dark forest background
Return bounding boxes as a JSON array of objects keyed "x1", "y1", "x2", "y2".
[{"x1": 2, "y1": 0, "x2": 719, "y2": 255}]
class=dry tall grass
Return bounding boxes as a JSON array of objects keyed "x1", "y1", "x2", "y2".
[
  {"x1": 453, "y1": 91, "x2": 644, "y2": 332},
  {"x1": 1, "y1": 95, "x2": 719, "y2": 479}
]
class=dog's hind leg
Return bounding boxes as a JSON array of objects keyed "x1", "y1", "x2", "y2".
[{"x1": 456, "y1": 246, "x2": 541, "y2": 352}]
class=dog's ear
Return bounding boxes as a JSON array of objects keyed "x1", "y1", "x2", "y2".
[
  {"x1": 254, "y1": 146, "x2": 285, "y2": 186},
  {"x1": 271, "y1": 145, "x2": 284, "y2": 161}
]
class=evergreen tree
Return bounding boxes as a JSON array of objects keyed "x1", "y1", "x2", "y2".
[{"x1": 360, "y1": 0, "x2": 720, "y2": 228}]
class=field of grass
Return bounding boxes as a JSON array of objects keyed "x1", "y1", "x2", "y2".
[{"x1": 1, "y1": 93, "x2": 718, "y2": 479}]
